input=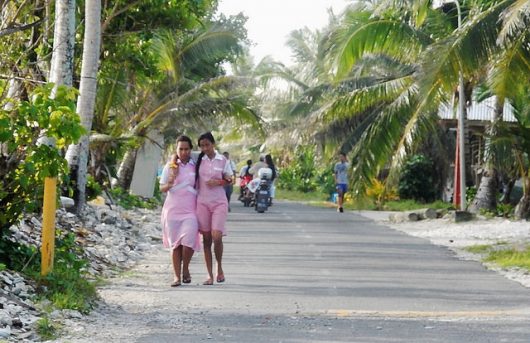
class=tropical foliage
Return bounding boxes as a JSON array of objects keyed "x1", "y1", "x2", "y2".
[{"x1": 258, "y1": 0, "x2": 530, "y2": 216}]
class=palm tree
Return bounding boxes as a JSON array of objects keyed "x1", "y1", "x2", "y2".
[
  {"x1": 313, "y1": 0, "x2": 526, "y2": 208},
  {"x1": 115, "y1": 26, "x2": 259, "y2": 189},
  {"x1": 64, "y1": 0, "x2": 101, "y2": 212}
]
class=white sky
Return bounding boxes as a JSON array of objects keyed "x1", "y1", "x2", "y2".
[{"x1": 217, "y1": 0, "x2": 350, "y2": 66}]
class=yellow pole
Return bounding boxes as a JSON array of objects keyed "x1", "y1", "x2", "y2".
[{"x1": 41, "y1": 177, "x2": 57, "y2": 276}]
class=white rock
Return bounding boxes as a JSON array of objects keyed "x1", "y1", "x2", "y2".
[
  {"x1": 0, "y1": 326, "x2": 11, "y2": 338},
  {"x1": 60, "y1": 196, "x2": 75, "y2": 208}
]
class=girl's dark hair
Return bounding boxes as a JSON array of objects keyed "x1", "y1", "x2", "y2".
[
  {"x1": 265, "y1": 154, "x2": 276, "y2": 181},
  {"x1": 244, "y1": 159, "x2": 253, "y2": 176},
  {"x1": 172, "y1": 135, "x2": 193, "y2": 163},
  {"x1": 195, "y1": 132, "x2": 216, "y2": 182}
]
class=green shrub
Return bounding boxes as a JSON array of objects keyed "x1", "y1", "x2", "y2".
[
  {"x1": 398, "y1": 155, "x2": 437, "y2": 203},
  {"x1": 32, "y1": 232, "x2": 97, "y2": 313},
  {"x1": 277, "y1": 146, "x2": 320, "y2": 193},
  {"x1": 0, "y1": 84, "x2": 84, "y2": 233},
  {"x1": 109, "y1": 187, "x2": 160, "y2": 209},
  {"x1": 86, "y1": 175, "x2": 103, "y2": 200}
]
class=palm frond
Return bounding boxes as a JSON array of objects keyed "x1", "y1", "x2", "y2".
[
  {"x1": 332, "y1": 17, "x2": 430, "y2": 78},
  {"x1": 499, "y1": 0, "x2": 528, "y2": 43}
]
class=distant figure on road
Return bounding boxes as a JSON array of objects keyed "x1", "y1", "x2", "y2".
[
  {"x1": 196, "y1": 132, "x2": 233, "y2": 285},
  {"x1": 159, "y1": 135, "x2": 200, "y2": 287},
  {"x1": 238, "y1": 159, "x2": 253, "y2": 200},
  {"x1": 222, "y1": 151, "x2": 237, "y2": 212},
  {"x1": 249, "y1": 155, "x2": 268, "y2": 179},
  {"x1": 265, "y1": 154, "x2": 277, "y2": 205},
  {"x1": 334, "y1": 152, "x2": 349, "y2": 213}
]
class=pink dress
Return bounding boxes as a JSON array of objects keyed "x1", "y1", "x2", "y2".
[
  {"x1": 196, "y1": 152, "x2": 232, "y2": 235},
  {"x1": 160, "y1": 160, "x2": 201, "y2": 251}
]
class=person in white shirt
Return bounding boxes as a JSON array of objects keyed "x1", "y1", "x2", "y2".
[{"x1": 222, "y1": 151, "x2": 237, "y2": 212}]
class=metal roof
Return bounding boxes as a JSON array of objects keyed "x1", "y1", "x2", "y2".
[{"x1": 439, "y1": 96, "x2": 517, "y2": 122}]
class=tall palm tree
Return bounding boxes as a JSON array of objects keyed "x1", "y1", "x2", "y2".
[
  {"x1": 66, "y1": 0, "x2": 101, "y2": 212},
  {"x1": 115, "y1": 26, "x2": 259, "y2": 189}
]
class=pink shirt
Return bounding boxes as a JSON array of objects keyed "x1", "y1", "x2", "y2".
[
  {"x1": 160, "y1": 159, "x2": 197, "y2": 217},
  {"x1": 197, "y1": 151, "x2": 231, "y2": 204}
]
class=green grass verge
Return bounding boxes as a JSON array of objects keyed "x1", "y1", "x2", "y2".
[
  {"x1": 465, "y1": 243, "x2": 530, "y2": 271},
  {"x1": 465, "y1": 244, "x2": 495, "y2": 254},
  {"x1": 274, "y1": 188, "x2": 453, "y2": 212},
  {"x1": 484, "y1": 246, "x2": 530, "y2": 270},
  {"x1": 275, "y1": 189, "x2": 329, "y2": 202}
]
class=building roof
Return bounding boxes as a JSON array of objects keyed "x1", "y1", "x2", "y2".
[{"x1": 439, "y1": 96, "x2": 517, "y2": 122}]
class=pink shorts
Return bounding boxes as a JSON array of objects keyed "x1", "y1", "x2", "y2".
[{"x1": 196, "y1": 201, "x2": 228, "y2": 235}]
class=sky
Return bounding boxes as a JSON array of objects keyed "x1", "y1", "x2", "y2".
[{"x1": 217, "y1": 0, "x2": 350, "y2": 66}]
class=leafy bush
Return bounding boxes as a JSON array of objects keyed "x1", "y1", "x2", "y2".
[
  {"x1": 277, "y1": 146, "x2": 319, "y2": 192},
  {"x1": 0, "y1": 84, "x2": 84, "y2": 233},
  {"x1": 277, "y1": 146, "x2": 330, "y2": 193},
  {"x1": 398, "y1": 155, "x2": 437, "y2": 203},
  {"x1": 109, "y1": 187, "x2": 160, "y2": 209},
  {"x1": 0, "y1": 228, "x2": 97, "y2": 313},
  {"x1": 365, "y1": 179, "x2": 398, "y2": 209},
  {"x1": 86, "y1": 175, "x2": 103, "y2": 200}
]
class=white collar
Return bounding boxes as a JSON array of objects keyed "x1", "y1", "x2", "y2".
[{"x1": 202, "y1": 150, "x2": 224, "y2": 161}]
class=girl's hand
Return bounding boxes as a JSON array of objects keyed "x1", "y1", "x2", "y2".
[
  {"x1": 206, "y1": 179, "x2": 223, "y2": 188},
  {"x1": 168, "y1": 163, "x2": 179, "y2": 184}
]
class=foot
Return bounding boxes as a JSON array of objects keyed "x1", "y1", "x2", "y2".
[
  {"x1": 182, "y1": 272, "x2": 192, "y2": 284},
  {"x1": 203, "y1": 278, "x2": 214, "y2": 285},
  {"x1": 216, "y1": 274, "x2": 225, "y2": 283},
  {"x1": 170, "y1": 280, "x2": 181, "y2": 287}
]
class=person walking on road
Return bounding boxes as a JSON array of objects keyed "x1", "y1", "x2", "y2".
[
  {"x1": 222, "y1": 151, "x2": 237, "y2": 212},
  {"x1": 195, "y1": 132, "x2": 233, "y2": 285},
  {"x1": 334, "y1": 152, "x2": 350, "y2": 213},
  {"x1": 160, "y1": 135, "x2": 200, "y2": 287}
]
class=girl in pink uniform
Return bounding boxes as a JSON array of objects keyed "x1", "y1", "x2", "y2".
[
  {"x1": 160, "y1": 135, "x2": 200, "y2": 287},
  {"x1": 195, "y1": 132, "x2": 233, "y2": 285}
]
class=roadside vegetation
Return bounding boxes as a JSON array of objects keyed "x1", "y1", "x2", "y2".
[{"x1": 466, "y1": 243, "x2": 530, "y2": 271}]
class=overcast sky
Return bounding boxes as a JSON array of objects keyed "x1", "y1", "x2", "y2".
[{"x1": 217, "y1": 0, "x2": 350, "y2": 66}]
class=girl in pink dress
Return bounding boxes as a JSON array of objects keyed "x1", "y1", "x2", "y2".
[
  {"x1": 160, "y1": 135, "x2": 200, "y2": 287},
  {"x1": 195, "y1": 132, "x2": 233, "y2": 285}
]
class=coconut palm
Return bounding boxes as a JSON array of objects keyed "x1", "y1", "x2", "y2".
[
  {"x1": 314, "y1": 0, "x2": 530, "y2": 208},
  {"x1": 115, "y1": 25, "x2": 259, "y2": 189}
]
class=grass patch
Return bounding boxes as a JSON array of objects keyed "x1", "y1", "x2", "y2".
[
  {"x1": 36, "y1": 316, "x2": 59, "y2": 340},
  {"x1": 274, "y1": 188, "x2": 454, "y2": 212},
  {"x1": 274, "y1": 189, "x2": 328, "y2": 202},
  {"x1": 465, "y1": 243, "x2": 530, "y2": 271},
  {"x1": 382, "y1": 200, "x2": 452, "y2": 211},
  {"x1": 465, "y1": 244, "x2": 495, "y2": 254},
  {"x1": 484, "y1": 246, "x2": 530, "y2": 270}
]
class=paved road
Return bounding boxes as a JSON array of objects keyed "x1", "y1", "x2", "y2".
[{"x1": 59, "y1": 201, "x2": 530, "y2": 342}]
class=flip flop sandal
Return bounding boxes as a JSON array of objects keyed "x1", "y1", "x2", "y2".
[
  {"x1": 170, "y1": 281, "x2": 181, "y2": 287},
  {"x1": 202, "y1": 279, "x2": 214, "y2": 285},
  {"x1": 182, "y1": 274, "x2": 192, "y2": 284},
  {"x1": 216, "y1": 275, "x2": 225, "y2": 283}
]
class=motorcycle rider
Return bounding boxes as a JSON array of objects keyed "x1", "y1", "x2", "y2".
[{"x1": 238, "y1": 159, "x2": 253, "y2": 200}]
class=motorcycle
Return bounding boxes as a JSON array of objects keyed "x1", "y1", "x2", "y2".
[
  {"x1": 246, "y1": 168, "x2": 273, "y2": 213},
  {"x1": 239, "y1": 174, "x2": 254, "y2": 207}
]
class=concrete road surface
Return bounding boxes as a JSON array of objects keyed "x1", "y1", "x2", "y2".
[{"x1": 56, "y1": 201, "x2": 530, "y2": 342}]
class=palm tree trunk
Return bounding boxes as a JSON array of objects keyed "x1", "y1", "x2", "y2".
[
  {"x1": 514, "y1": 177, "x2": 530, "y2": 220},
  {"x1": 468, "y1": 97, "x2": 503, "y2": 213},
  {"x1": 116, "y1": 148, "x2": 138, "y2": 190},
  {"x1": 69, "y1": 0, "x2": 101, "y2": 213},
  {"x1": 49, "y1": 0, "x2": 75, "y2": 88}
]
